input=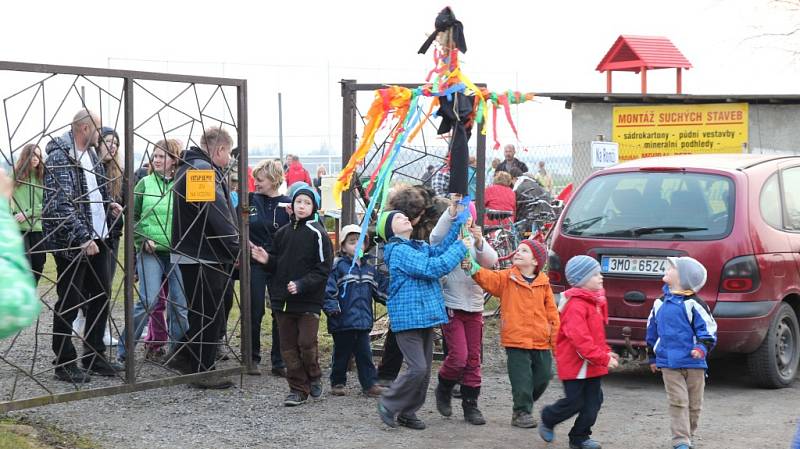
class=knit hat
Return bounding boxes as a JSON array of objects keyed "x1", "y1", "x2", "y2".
[
  {"x1": 376, "y1": 210, "x2": 400, "y2": 242},
  {"x1": 339, "y1": 224, "x2": 361, "y2": 245},
  {"x1": 565, "y1": 255, "x2": 601, "y2": 287},
  {"x1": 290, "y1": 182, "x2": 320, "y2": 210},
  {"x1": 519, "y1": 239, "x2": 547, "y2": 269},
  {"x1": 667, "y1": 256, "x2": 707, "y2": 293}
]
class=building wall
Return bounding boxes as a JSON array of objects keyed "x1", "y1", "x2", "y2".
[{"x1": 570, "y1": 102, "x2": 800, "y2": 186}]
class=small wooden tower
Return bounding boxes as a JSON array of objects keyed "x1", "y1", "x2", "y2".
[{"x1": 596, "y1": 35, "x2": 692, "y2": 94}]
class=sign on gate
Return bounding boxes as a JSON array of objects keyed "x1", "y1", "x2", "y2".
[
  {"x1": 186, "y1": 170, "x2": 216, "y2": 202},
  {"x1": 591, "y1": 141, "x2": 619, "y2": 168}
]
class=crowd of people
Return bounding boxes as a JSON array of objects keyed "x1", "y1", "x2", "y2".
[{"x1": 0, "y1": 108, "x2": 727, "y2": 449}]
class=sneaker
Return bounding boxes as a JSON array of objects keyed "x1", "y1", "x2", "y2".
[
  {"x1": 83, "y1": 357, "x2": 124, "y2": 377},
  {"x1": 673, "y1": 445, "x2": 691, "y2": 449},
  {"x1": 364, "y1": 384, "x2": 385, "y2": 398},
  {"x1": 397, "y1": 414, "x2": 426, "y2": 430},
  {"x1": 538, "y1": 421, "x2": 555, "y2": 442},
  {"x1": 310, "y1": 381, "x2": 324, "y2": 399},
  {"x1": 511, "y1": 411, "x2": 537, "y2": 428},
  {"x1": 377, "y1": 402, "x2": 397, "y2": 428},
  {"x1": 284, "y1": 391, "x2": 308, "y2": 407},
  {"x1": 569, "y1": 439, "x2": 602, "y2": 449},
  {"x1": 189, "y1": 376, "x2": 235, "y2": 390},
  {"x1": 270, "y1": 367, "x2": 287, "y2": 377},
  {"x1": 103, "y1": 329, "x2": 118, "y2": 346},
  {"x1": 331, "y1": 384, "x2": 346, "y2": 396},
  {"x1": 54, "y1": 363, "x2": 91, "y2": 383}
]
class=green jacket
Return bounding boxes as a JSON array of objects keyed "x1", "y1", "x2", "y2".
[
  {"x1": 0, "y1": 200, "x2": 39, "y2": 339},
  {"x1": 134, "y1": 173, "x2": 175, "y2": 253},
  {"x1": 10, "y1": 175, "x2": 43, "y2": 232}
]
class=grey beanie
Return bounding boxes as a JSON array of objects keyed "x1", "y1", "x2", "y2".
[
  {"x1": 565, "y1": 255, "x2": 601, "y2": 287},
  {"x1": 667, "y1": 257, "x2": 707, "y2": 292}
]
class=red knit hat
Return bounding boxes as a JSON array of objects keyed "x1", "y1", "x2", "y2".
[{"x1": 520, "y1": 239, "x2": 547, "y2": 269}]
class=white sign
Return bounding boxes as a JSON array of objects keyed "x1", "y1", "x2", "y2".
[{"x1": 591, "y1": 141, "x2": 619, "y2": 168}]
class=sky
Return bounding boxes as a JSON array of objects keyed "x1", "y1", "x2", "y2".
[{"x1": 2, "y1": 0, "x2": 799, "y2": 162}]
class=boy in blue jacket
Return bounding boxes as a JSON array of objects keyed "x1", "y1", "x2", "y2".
[
  {"x1": 646, "y1": 256, "x2": 717, "y2": 449},
  {"x1": 324, "y1": 224, "x2": 388, "y2": 398},
  {"x1": 376, "y1": 209, "x2": 468, "y2": 430}
]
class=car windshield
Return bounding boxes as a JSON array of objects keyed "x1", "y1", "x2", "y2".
[{"x1": 561, "y1": 171, "x2": 734, "y2": 240}]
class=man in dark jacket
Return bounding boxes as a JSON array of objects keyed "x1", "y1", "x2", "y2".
[
  {"x1": 496, "y1": 144, "x2": 529, "y2": 175},
  {"x1": 169, "y1": 126, "x2": 240, "y2": 389},
  {"x1": 43, "y1": 109, "x2": 124, "y2": 382}
]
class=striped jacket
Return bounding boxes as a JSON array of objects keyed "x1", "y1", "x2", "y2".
[
  {"x1": 42, "y1": 132, "x2": 110, "y2": 259},
  {"x1": 646, "y1": 285, "x2": 718, "y2": 369},
  {"x1": 323, "y1": 255, "x2": 388, "y2": 333},
  {"x1": 383, "y1": 222, "x2": 467, "y2": 332}
]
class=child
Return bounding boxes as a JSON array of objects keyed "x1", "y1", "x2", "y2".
[
  {"x1": 251, "y1": 182, "x2": 333, "y2": 406},
  {"x1": 431, "y1": 194, "x2": 498, "y2": 425},
  {"x1": 323, "y1": 224, "x2": 387, "y2": 398},
  {"x1": 539, "y1": 255, "x2": 619, "y2": 449},
  {"x1": 471, "y1": 239, "x2": 560, "y2": 429},
  {"x1": 646, "y1": 256, "x2": 716, "y2": 449},
  {"x1": 376, "y1": 209, "x2": 467, "y2": 430}
]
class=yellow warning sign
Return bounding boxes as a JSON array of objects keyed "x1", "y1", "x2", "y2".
[
  {"x1": 612, "y1": 103, "x2": 748, "y2": 161},
  {"x1": 186, "y1": 170, "x2": 216, "y2": 202}
]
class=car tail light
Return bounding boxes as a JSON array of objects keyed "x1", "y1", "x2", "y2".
[{"x1": 719, "y1": 255, "x2": 760, "y2": 293}]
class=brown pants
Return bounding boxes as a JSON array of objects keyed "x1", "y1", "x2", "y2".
[
  {"x1": 275, "y1": 311, "x2": 321, "y2": 396},
  {"x1": 662, "y1": 368, "x2": 705, "y2": 447}
]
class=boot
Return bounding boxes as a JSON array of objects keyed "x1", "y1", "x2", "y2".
[
  {"x1": 435, "y1": 375, "x2": 457, "y2": 417},
  {"x1": 460, "y1": 385, "x2": 486, "y2": 425}
]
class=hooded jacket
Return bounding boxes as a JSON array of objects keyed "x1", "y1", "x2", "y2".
[
  {"x1": 323, "y1": 255, "x2": 388, "y2": 332},
  {"x1": 646, "y1": 285, "x2": 717, "y2": 369},
  {"x1": 383, "y1": 221, "x2": 467, "y2": 332},
  {"x1": 171, "y1": 146, "x2": 239, "y2": 264},
  {"x1": 285, "y1": 161, "x2": 311, "y2": 188},
  {"x1": 133, "y1": 172, "x2": 174, "y2": 253},
  {"x1": 429, "y1": 209, "x2": 497, "y2": 312},
  {"x1": 472, "y1": 267, "x2": 559, "y2": 350},
  {"x1": 265, "y1": 211, "x2": 333, "y2": 314},
  {"x1": 555, "y1": 287, "x2": 611, "y2": 380},
  {"x1": 42, "y1": 131, "x2": 111, "y2": 259}
]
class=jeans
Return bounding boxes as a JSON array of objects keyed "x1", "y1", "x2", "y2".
[
  {"x1": 275, "y1": 311, "x2": 321, "y2": 395},
  {"x1": 117, "y1": 252, "x2": 189, "y2": 360},
  {"x1": 439, "y1": 309, "x2": 483, "y2": 387},
  {"x1": 542, "y1": 377, "x2": 604, "y2": 446},
  {"x1": 330, "y1": 329, "x2": 377, "y2": 390},
  {"x1": 250, "y1": 265, "x2": 284, "y2": 368},
  {"x1": 52, "y1": 244, "x2": 112, "y2": 365}
]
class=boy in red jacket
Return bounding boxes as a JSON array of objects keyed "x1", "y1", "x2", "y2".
[{"x1": 539, "y1": 255, "x2": 619, "y2": 449}]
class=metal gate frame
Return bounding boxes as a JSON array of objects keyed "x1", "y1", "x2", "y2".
[{"x1": 0, "y1": 61, "x2": 251, "y2": 413}]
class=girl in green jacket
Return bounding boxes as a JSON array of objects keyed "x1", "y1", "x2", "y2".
[
  {"x1": 117, "y1": 139, "x2": 188, "y2": 362},
  {"x1": 11, "y1": 143, "x2": 45, "y2": 284}
]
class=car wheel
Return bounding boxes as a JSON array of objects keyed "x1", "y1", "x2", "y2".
[{"x1": 746, "y1": 302, "x2": 800, "y2": 388}]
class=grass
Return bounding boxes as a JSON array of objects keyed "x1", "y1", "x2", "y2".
[{"x1": 0, "y1": 417, "x2": 96, "y2": 449}]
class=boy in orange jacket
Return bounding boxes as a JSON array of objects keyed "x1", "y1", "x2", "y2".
[{"x1": 471, "y1": 239, "x2": 560, "y2": 428}]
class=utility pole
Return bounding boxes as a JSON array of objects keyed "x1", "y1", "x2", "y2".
[{"x1": 278, "y1": 92, "x2": 284, "y2": 162}]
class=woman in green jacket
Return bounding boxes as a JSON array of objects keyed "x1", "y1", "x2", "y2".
[
  {"x1": 117, "y1": 139, "x2": 188, "y2": 362},
  {"x1": 11, "y1": 143, "x2": 45, "y2": 284},
  {"x1": 0, "y1": 167, "x2": 39, "y2": 339}
]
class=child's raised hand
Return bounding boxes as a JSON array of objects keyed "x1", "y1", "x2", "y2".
[
  {"x1": 287, "y1": 281, "x2": 298, "y2": 295},
  {"x1": 469, "y1": 225, "x2": 483, "y2": 248},
  {"x1": 250, "y1": 245, "x2": 269, "y2": 264},
  {"x1": 691, "y1": 348, "x2": 704, "y2": 359},
  {"x1": 607, "y1": 356, "x2": 619, "y2": 369},
  {"x1": 449, "y1": 193, "x2": 463, "y2": 217}
]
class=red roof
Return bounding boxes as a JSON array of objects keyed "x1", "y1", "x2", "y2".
[{"x1": 596, "y1": 35, "x2": 692, "y2": 72}]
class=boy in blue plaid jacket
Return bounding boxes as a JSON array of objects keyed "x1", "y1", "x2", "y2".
[{"x1": 376, "y1": 209, "x2": 467, "y2": 430}]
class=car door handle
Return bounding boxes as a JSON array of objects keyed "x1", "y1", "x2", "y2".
[{"x1": 623, "y1": 291, "x2": 646, "y2": 303}]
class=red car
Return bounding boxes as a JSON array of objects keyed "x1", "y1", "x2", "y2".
[{"x1": 548, "y1": 154, "x2": 800, "y2": 388}]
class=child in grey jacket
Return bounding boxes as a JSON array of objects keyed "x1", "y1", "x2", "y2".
[{"x1": 431, "y1": 194, "x2": 498, "y2": 425}]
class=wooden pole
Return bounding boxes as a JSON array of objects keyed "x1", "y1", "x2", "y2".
[
  {"x1": 676, "y1": 68, "x2": 683, "y2": 94},
  {"x1": 606, "y1": 71, "x2": 612, "y2": 93},
  {"x1": 641, "y1": 67, "x2": 648, "y2": 95}
]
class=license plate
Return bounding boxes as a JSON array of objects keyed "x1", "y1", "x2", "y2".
[{"x1": 601, "y1": 256, "x2": 667, "y2": 275}]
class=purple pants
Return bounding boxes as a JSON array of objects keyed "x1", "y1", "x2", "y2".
[
  {"x1": 439, "y1": 309, "x2": 483, "y2": 388},
  {"x1": 145, "y1": 284, "x2": 169, "y2": 350}
]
